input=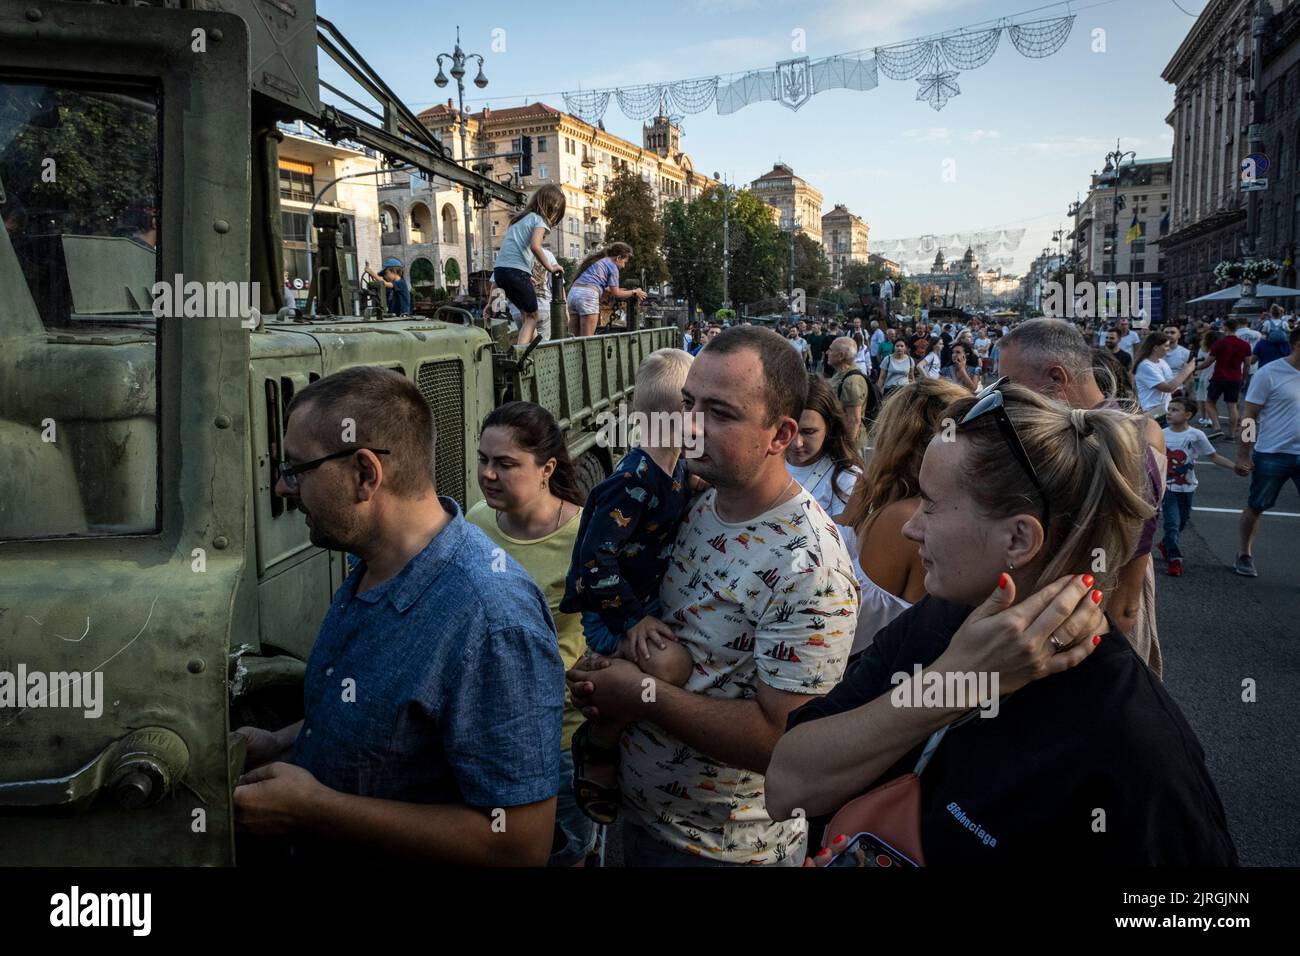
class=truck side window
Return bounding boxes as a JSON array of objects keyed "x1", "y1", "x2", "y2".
[{"x1": 0, "y1": 78, "x2": 161, "y2": 539}]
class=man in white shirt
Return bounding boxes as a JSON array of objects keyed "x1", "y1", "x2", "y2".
[
  {"x1": 1163, "y1": 324, "x2": 1191, "y2": 374},
  {"x1": 786, "y1": 326, "x2": 811, "y2": 368},
  {"x1": 1236, "y1": 320, "x2": 1263, "y2": 349},
  {"x1": 1232, "y1": 326, "x2": 1300, "y2": 577},
  {"x1": 1115, "y1": 318, "x2": 1141, "y2": 356}
]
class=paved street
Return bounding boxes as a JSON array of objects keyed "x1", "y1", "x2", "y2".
[{"x1": 1154, "y1": 428, "x2": 1300, "y2": 866}]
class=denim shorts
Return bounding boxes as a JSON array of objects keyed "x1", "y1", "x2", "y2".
[
  {"x1": 567, "y1": 284, "x2": 602, "y2": 316},
  {"x1": 549, "y1": 748, "x2": 597, "y2": 867},
  {"x1": 493, "y1": 266, "x2": 539, "y2": 315},
  {"x1": 1247, "y1": 451, "x2": 1300, "y2": 513}
]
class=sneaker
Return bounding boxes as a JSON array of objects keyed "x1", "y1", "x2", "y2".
[
  {"x1": 1205, "y1": 429, "x2": 1224, "y2": 439},
  {"x1": 1166, "y1": 558, "x2": 1183, "y2": 577},
  {"x1": 1234, "y1": 554, "x2": 1258, "y2": 577}
]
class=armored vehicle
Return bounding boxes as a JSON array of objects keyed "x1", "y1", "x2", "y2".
[{"x1": 0, "y1": 0, "x2": 676, "y2": 864}]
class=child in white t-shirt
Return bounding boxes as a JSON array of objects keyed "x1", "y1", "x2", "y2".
[{"x1": 1160, "y1": 397, "x2": 1237, "y2": 576}]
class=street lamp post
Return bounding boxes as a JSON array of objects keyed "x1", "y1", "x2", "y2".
[
  {"x1": 1230, "y1": 0, "x2": 1272, "y2": 324},
  {"x1": 1101, "y1": 140, "x2": 1136, "y2": 318},
  {"x1": 435, "y1": 27, "x2": 488, "y2": 294},
  {"x1": 714, "y1": 172, "x2": 732, "y2": 310}
]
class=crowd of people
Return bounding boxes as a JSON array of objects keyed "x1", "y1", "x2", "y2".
[{"x1": 228, "y1": 302, "x2": 1300, "y2": 867}]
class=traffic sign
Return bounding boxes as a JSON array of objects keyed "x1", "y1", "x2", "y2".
[{"x1": 1241, "y1": 178, "x2": 1269, "y2": 193}]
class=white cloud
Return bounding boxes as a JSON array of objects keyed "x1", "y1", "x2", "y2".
[
  {"x1": 1008, "y1": 136, "x2": 1152, "y2": 160},
  {"x1": 964, "y1": 129, "x2": 1001, "y2": 144}
]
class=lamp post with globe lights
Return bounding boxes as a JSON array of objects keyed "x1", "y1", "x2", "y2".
[{"x1": 435, "y1": 27, "x2": 488, "y2": 290}]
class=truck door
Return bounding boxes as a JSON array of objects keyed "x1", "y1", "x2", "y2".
[{"x1": 0, "y1": 4, "x2": 252, "y2": 865}]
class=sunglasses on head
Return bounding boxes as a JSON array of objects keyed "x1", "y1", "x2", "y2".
[{"x1": 957, "y1": 377, "x2": 1050, "y2": 529}]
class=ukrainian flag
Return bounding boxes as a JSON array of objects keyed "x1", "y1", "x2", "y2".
[{"x1": 1126, "y1": 209, "x2": 1143, "y2": 243}]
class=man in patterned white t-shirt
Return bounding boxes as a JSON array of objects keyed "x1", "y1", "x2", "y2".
[{"x1": 568, "y1": 327, "x2": 859, "y2": 865}]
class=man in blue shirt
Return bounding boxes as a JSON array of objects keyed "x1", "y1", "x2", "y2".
[{"x1": 233, "y1": 365, "x2": 563, "y2": 864}]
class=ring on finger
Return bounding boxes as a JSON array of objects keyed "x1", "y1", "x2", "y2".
[{"x1": 1049, "y1": 634, "x2": 1067, "y2": 653}]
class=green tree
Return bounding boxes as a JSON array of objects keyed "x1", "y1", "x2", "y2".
[
  {"x1": 792, "y1": 232, "x2": 831, "y2": 301},
  {"x1": 557, "y1": 256, "x2": 579, "y2": 286},
  {"x1": 723, "y1": 189, "x2": 783, "y2": 309},
  {"x1": 662, "y1": 197, "x2": 721, "y2": 318},
  {"x1": 602, "y1": 169, "x2": 668, "y2": 288}
]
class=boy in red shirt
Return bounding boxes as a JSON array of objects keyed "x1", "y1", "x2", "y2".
[{"x1": 1202, "y1": 318, "x2": 1253, "y2": 440}]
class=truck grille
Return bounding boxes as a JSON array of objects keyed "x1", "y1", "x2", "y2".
[{"x1": 416, "y1": 360, "x2": 466, "y2": 507}]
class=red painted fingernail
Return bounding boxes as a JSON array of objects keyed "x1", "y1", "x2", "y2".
[
  {"x1": 817, "y1": 848, "x2": 831, "y2": 858},
  {"x1": 1092, "y1": 634, "x2": 1101, "y2": 646},
  {"x1": 998, "y1": 572, "x2": 1009, "y2": 590},
  {"x1": 1082, "y1": 574, "x2": 1094, "y2": 588},
  {"x1": 1091, "y1": 589, "x2": 1103, "y2": 604},
  {"x1": 832, "y1": 834, "x2": 846, "y2": 846}
]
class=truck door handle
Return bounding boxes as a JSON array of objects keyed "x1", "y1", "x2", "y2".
[{"x1": 0, "y1": 727, "x2": 189, "y2": 813}]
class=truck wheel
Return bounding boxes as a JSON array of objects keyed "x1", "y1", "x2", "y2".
[{"x1": 573, "y1": 450, "x2": 609, "y2": 502}]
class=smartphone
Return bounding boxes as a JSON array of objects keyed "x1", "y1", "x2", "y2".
[{"x1": 823, "y1": 831, "x2": 919, "y2": 868}]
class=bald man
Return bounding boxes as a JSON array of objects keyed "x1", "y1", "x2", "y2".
[{"x1": 828, "y1": 336, "x2": 869, "y2": 448}]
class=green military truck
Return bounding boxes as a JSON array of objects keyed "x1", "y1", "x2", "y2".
[{"x1": 0, "y1": 0, "x2": 677, "y2": 864}]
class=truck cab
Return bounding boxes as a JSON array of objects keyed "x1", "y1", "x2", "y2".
[{"x1": 0, "y1": 0, "x2": 676, "y2": 865}]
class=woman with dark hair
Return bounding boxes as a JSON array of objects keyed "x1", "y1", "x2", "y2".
[
  {"x1": 566, "y1": 241, "x2": 646, "y2": 337},
  {"x1": 950, "y1": 342, "x2": 981, "y2": 393},
  {"x1": 768, "y1": 381, "x2": 1237, "y2": 866},
  {"x1": 787, "y1": 375, "x2": 867, "y2": 596},
  {"x1": 1134, "y1": 331, "x2": 1195, "y2": 425},
  {"x1": 1092, "y1": 347, "x2": 1137, "y2": 404},
  {"x1": 466, "y1": 401, "x2": 590, "y2": 866}
]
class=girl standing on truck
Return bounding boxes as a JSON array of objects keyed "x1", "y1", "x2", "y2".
[
  {"x1": 566, "y1": 241, "x2": 646, "y2": 337},
  {"x1": 493, "y1": 185, "x2": 566, "y2": 347}
]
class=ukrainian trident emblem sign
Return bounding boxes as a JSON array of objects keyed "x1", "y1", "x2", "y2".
[{"x1": 776, "y1": 57, "x2": 813, "y2": 111}]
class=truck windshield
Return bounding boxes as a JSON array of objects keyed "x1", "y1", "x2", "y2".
[
  {"x1": 1, "y1": 79, "x2": 160, "y2": 326},
  {"x1": 1, "y1": 78, "x2": 160, "y2": 539}
]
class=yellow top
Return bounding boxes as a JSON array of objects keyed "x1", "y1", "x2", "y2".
[{"x1": 466, "y1": 500, "x2": 586, "y2": 750}]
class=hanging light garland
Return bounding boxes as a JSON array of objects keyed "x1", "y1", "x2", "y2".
[{"x1": 561, "y1": 10, "x2": 1074, "y2": 122}]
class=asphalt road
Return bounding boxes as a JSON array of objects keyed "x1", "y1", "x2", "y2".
[{"x1": 1152, "y1": 429, "x2": 1300, "y2": 866}]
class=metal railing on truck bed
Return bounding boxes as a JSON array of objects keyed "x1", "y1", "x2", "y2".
[{"x1": 501, "y1": 326, "x2": 682, "y2": 434}]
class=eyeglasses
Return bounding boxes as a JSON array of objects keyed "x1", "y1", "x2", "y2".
[
  {"x1": 276, "y1": 448, "x2": 390, "y2": 493},
  {"x1": 957, "y1": 377, "x2": 1050, "y2": 529}
]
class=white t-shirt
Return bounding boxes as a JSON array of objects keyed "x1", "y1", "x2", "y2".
[
  {"x1": 1118, "y1": 330, "x2": 1141, "y2": 356},
  {"x1": 869, "y1": 328, "x2": 885, "y2": 353},
  {"x1": 1162, "y1": 427, "x2": 1217, "y2": 492},
  {"x1": 1165, "y1": 344, "x2": 1191, "y2": 373},
  {"x1": 1245, "y1": 358, "x2": 1300, "y2": 455},
  {"x1": 973, "y1": 334, "x2": 991, "y2": 359},
  {"x1": 620, "y1": 487, "x2": 858, "y2": 865},
  {"x1": 919, "y1": 352, "x2": 942, "y2": 379},
  {"x1": 1135, "y1": 358, "x2": 1173, "y2": 413},
  {"x1": 1237, "y1": 327, "x2": 1263, "y2": 347}
]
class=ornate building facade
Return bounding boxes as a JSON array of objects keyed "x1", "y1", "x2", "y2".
[
  {"x1": 1161, "y1": 0, "x2": 1300, "y2": 316},
  {"x1": 388, "y1": 100, "x2": 716, "y2": 294},
  {"x1": 749, "y1": 163, "x2": 824, "y2": 244},
  {"x1": 820, "y1": 204, "x2": 869, "y2": 284}
]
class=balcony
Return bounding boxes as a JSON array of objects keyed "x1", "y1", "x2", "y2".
[
  {"x1": 583, "y1": 207, "x2": 599, "y2": 223},
  {"x1": 381, "y1": 230, "x2": 401, "y2": 246},
  {"x1": 581, "y1": 154, "x2": 596, "y2": 168},
  {"x1": 583, "y1": 177, "x2": 599, "y2": 194}
]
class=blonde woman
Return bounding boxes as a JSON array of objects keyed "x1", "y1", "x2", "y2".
[
  {"x1": 769, "y1": 381, "x2": 1238, "y2": 866},
  {"x1": 493, "y1": 185, "x2": 566, "y2": 347},
  {"x1": 566, "y1": 241, "x2": 646, "y2": 337},
  {"x1": 838, "y1": 378, "x2": 966, "y2": 654}
]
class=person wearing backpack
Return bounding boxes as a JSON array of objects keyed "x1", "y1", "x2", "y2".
[
  {"x1": 828, "y1": 336, "x2": 880, "y2": 450},
  {"x1": 876, "y1": 338, "x2": 916, "y2": 397}
]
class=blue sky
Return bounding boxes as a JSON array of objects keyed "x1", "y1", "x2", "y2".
[{"x1": 319, "y1": 0, "x2": 1205, "y2": 274}]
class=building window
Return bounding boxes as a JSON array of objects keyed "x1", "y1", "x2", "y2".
[
  {"x1": 1133, "y1": 239, "x2": 1146, "y2": 254},
  {"x1": 1133, "y1": 259, "x2": 1146, "y2": 274},
  {"x1": 538, "y1": 163, "x2": 548, "y2": 179},
  {"x1": 278, "y1": 160, "x2": 314, "y2": 203},
  {"x1": 537, "y1": 136, "x2": 547, "y2": 153}
]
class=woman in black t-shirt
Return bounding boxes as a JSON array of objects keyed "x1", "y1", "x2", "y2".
[{"x1": 767, "y1": 381, "x2": 1238, "y2": 865}]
